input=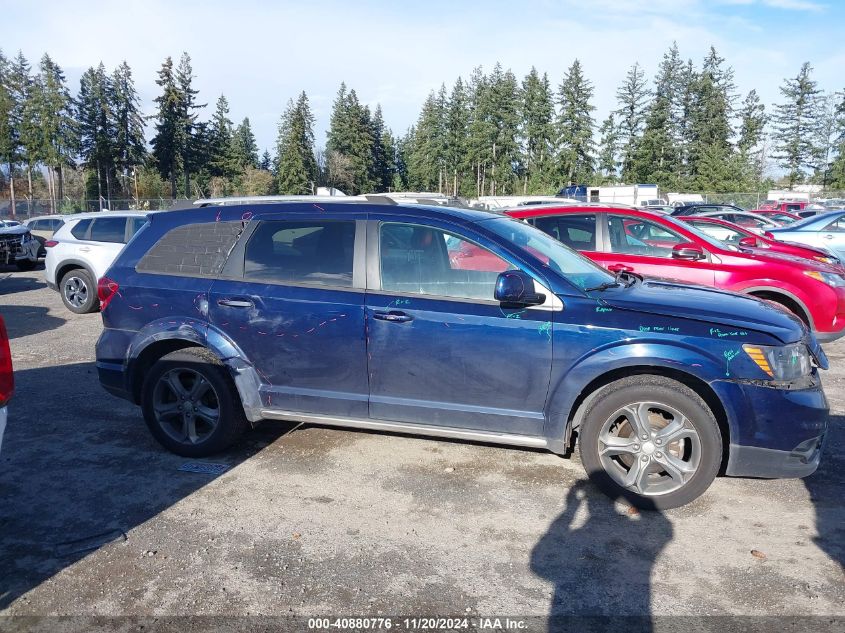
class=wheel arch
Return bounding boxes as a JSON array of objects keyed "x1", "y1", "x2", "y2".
[
  {"x1": 559, "y1": 364, "x2": 731, "y2": 473},
  {"x1": 55, "y1": 259, "x2": 96, "y2": 287},
  {"x1": 741, "y1": 285, "x2": 814, "y2": 329}
]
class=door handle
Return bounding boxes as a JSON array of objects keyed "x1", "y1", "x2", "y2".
[
  {"x1": 373, "y1": 310, "x2": 414, "y2": 323},
  {"x1": 217, "y1": 298, "x2": 254, "y2": 308},
  {"x1": 79, "y1": 246, "x2": 91, "y2": 252},
  {"x1": 824, "y1": 234, "x2": 834, "y2": 240},
  {"x1": 608, "y1": 263, "x2": 634, "y2": 273}
]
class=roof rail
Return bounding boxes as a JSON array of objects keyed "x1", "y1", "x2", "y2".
[{"x1": 193, "y1": 195, "x2": 376, "y2": 207}]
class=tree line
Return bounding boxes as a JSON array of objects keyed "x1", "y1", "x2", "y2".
[{"x1": 1, "y1": 43, "x2": 844, "y2": 215}]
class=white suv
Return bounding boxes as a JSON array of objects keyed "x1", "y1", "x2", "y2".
[{"x1": 45, "y1": 211, "x2": 148, "y2": 313}]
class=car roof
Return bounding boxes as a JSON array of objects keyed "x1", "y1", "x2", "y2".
[
  {"x1": 505, "y1": 204, "x2": 656, "y2": 218},
  {"x1": 25, "y1": 214, "x2": 68, "y2": 221},
  {"x1": 149, "y1": 201, "x2": 502, "y2": 226}
]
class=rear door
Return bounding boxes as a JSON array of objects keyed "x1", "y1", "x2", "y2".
[
  {"x1": 208, "y1": 212, "x2": 368, "y2": 418},
  {"x1": 364, "y1": 215, "x2": 555, "y2": 436},
  {"x1": 78, "y1": 216, "x2": 132, "y2": 279},
  {"x1": 598, "y1": 213, "x2": 716, "y2": 286}
]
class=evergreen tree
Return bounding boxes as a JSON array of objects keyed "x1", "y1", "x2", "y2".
[
  {"x1": 0, "y1": 50, "x2": 18, "y2": 214},
  {"x1": 36, "y1": 54, "x2": 76, "y2": 205},
  {"x1": 175, "y1": 52, "x2": 205, "y2": 196},
  {"x1": 829, "y1": 91, "x2": 845, "y2": 189},
  {"x1": 772, "y1": 62, "x2": 823, "y2": 188},
  {"x1": 674, "y1": 59, "x2": 697, "y2": 187},
  {"x1": 111, "y1": 61, "x2": 146, "y2": 196},
  {"x1": 615, "y1": 62, "x2": 649, "y2": 182},
  {"x1": 688, "y1": 47, "x2": 737, "y2": 189},
  {"x1": 368, "y1": 104, "x2": 392, "y2": 192},
  {"x1": 259, "y1": 149, "x2": 272, "y2": 171},
  {"x1": 151, "y1": 56, "x2": 184, "y2": 198},
  {"x1": 326, "y1": 84, "x2": 374, "y2": 194},
  {"x1": 232, "y1": 117, "x2": 259, "y2": 170},
  {"x1": 207, "y1": 94, "x2": 234, "y2": 177},
  {"x1": 444, "y1": 79, "x2": 469, "y2": 196},
  {"x1": 632, "y1": 44, "x2": 684, "y2": 187},
  {"x1": 408, "y1": 90, "x2": 446, "y2": 191},
  {"x1": 275, "y1": 91, "x2": 317, "y2": 195},
  {"x1": 597, "y1": 113, "x2": 620, "y2": 183},
  {"x1": 813, "y1": 93, "x2": 838, "y2": 188},
  {"x1": 77, "y1": 63, "x2": 116, "y2": 203},
  {"x1": 736, "y1": 89, "x2": 767, "y2": 188},
  {"x1": 556, "y1": 59, "x2": 595, "y2": 186},
  {"x1": 520, "y1": 68, "x2": 555, "y2": 193}
]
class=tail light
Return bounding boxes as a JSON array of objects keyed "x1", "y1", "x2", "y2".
[
  {"x1": 0, "y1": 316, "x2": 13, "y2": 407},
  {"x1": 44, "y1": 240, "x2": 58, "y2": 248},
  {"x1": 97, "y1": 276, "x2": 120, "y2": 311}
]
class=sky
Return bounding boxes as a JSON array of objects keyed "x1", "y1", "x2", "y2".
[{"x1": 2, "y1": 0, "x2": 844, "y2": 154}]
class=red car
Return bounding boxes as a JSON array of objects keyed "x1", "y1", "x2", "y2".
[
  {"x1": 749, "y1": 209, "x2": 802, "y2": 224},
  {"x1": 678, "y1": 216, "x2": 841, "y2": 268},
  {"x1": 505, "y1": 205, "x2": 845, "y2": 342}
]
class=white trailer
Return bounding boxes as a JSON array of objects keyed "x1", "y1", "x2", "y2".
[{"x1": 583, "y1": 184, "x2": 662, "y2": 206}]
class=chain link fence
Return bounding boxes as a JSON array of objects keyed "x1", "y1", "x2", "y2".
[
  {"x1": 701, "y1": 191, "x2": 845, "y2": 209},
  {"x1": 0, "y1": 198, "x2": 181, "y2": 220}
]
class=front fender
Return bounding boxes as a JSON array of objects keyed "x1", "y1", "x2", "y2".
[
  {"x1": 127, "y1": 318, "x2": 264, "y2": 422},
  {"x1": 545, "y1": 339, "x2": 735, "y2": 453}
]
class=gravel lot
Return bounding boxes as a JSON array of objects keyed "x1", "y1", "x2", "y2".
[{"x1": 0, "y1": 266, "x2": 843, "y2": 625}]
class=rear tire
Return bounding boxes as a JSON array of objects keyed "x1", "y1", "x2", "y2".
[
  {"x1": 578, "y1": 375, "x2": 722, "y2": 510},
  {"x1": 60, "y1": 268, "x2": 99, "y2": 313},
  {"x1": 141, "y1": 348, "x2": 248, "y2": 457}
]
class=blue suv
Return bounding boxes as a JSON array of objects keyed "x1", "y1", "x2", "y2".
[{"x1": 95, "y1": 201, "x2": 829, "y2": 509}]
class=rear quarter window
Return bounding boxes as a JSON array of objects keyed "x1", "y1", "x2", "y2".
[
  {"x1": 89, "y1": 217, "x2": 128, "y2": 243},
  {"x1": 136, "y1": 221, "x2": 243, "y2": 277},
  {"x1": 70, "y1": 219, "x2": 92, "y2": 239}
]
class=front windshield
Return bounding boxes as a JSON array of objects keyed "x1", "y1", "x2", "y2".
[{"x1": 482, "y1": 217, "x2": 614, "y2": 291}]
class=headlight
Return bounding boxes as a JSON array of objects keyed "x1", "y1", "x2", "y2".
[
  {"x1": 743, "y1": 342, "x2": 811, "y2": 381},
  {"x1": 812, "y1": 255, "x2": 839, "y2": 265},
  {"x1": 803, "y1": 270, "x2": 845, "y2": 287}
]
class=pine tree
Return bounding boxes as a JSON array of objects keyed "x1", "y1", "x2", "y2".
[
  {"x1": 615, "y1": 62, "x2": 649, "y2": 182},
  {"x1": 77, "y1": 63, "x2": 116, "y2": 204},
  {"x1": 151, "y1": 56, "x2": 184, "y2": 198},
  {"x1": 207, "y1": 94, "x2": 234, "y2": 177},
  {"x1": 829, "y1": 91, "x2": 845, "y2": 189},
  {"x1": 0, "y1": 50, "x2": 18, "y2": 215},
  {"x1": 175, "y1": 52, "x2": 205, "y2": 197},
  {"x1": 688, "y1": 47, "x2": 737, "y2": 190},
  {"x1": 813, "y1": 93, "x2": 838, "y2": 188},
  {"x1": 369, "y1": 105, "x2": 393, "y2": 192},
  {"x1": 556, "y1": 59, "x2": 595, "y2": 186},
  {"x1": 674, "y1": 59, "x2": 697, "y2": 187},
  {"x1": 444, "y1": 78, "x2": 470, "y2": 196},
  {"x1": 111, "y1": 61, "x2": 146, "y2": 198},
  {"x1": 408, "y1": 90, "x2": 445, "y2": 191},
  {"x1": 326, "y1": 84, "x2": 374, "y2": 194},
  {"x1": 772, "y1": 62, "x2": 823, "y2": 189},
  {"x1": 36, "y1": 54, "x2": 76, "y2": 206},
  {"x1": 259, "y1": 149, "x2": 272, "y2": 171},
  {"x1": 275, "y1": 91, "x2": 317, "y2": 195},
  {"x1": 232, "y1": 117, "x2": 259, "y2": 170},
  {"x1": 736, "y1": 89, "x2": 767, "y2": 188},
  {"x1": 520, "y1": 68, "x2": 555, "y2": 193},
  {"x1": 597, "y1": 114, "x2": 620, "y2": 183}
]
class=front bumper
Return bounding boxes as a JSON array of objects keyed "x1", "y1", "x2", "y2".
[{"x1": 723, "y1": 377, "x2": 828, "y2": 478}]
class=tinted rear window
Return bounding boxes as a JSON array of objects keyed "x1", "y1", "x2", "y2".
[
  {"x1": 89, "y1": 217, "x2": 128, "y2": 243},
  {"x1": 136, "y1": 221, "x2": 243, "y2": 277},
  {"x1": 70, "y1": 219, "x2": 92, "y2": 239},
  {"x1": 243, "y1": 220, "x2": 355, "y2": 286}
]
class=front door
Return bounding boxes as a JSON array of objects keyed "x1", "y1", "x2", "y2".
[
  {"x1": 208, "y1": 215, "x2": 369, "y2": 418},
  {"x1": 365, "y1": 218, "x2": 555, "y2": 436}
]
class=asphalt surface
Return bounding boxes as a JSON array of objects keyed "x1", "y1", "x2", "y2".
[{"x1": 0, "y1": 266, "x2": 843, "y2": 626}]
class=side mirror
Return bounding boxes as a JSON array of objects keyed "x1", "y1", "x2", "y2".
[
  {"x1": 494, "y1": 270, "x2": 546, "y2": 306},
  {"x1": 738, "y1": 236, "x2": 760, "y2": 248},
  {"x1": 671, "y1": 243, "x2": 705, "y2": 261},
  {"x1": 763, "y1": 231, "x2": 775, "y2": 240}
]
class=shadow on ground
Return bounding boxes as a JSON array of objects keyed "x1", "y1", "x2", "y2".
[
  {"x1": 805, "y1": 413, "x2": 844, "y2": 574},
  {"x1": 0, "y1": 361, "x2": 296, "y2": 610},
  {"x1": 0, "y1": 305, "x2": 65, "y2": 339}
]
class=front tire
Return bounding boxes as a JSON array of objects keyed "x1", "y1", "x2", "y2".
[
  {"x1": 141, "y1": 348, "x2": 248, "y2": 457},
  {"x1": 60, "y1": 268, "x2": 98, "y2": 313},
  {"x1": 578, "y1": 376, "x2": 722, "y2": 510}
]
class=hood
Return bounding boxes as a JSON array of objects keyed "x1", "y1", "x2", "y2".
[
  {"x1": 0, "y1": 225, "x2": 30, "y2": 236},
  {"x1": 594, "y1": 279, "x2": 805, "y2": 344},
  {"x1": 731, "y1": 246, "x2": 839, "y2": 271}
]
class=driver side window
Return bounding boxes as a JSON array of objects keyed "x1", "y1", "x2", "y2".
[
  {"x1": 379, "y1": 222, "x2": 513, "y2": 300},
  {"x1": 607, "y1": 215, "x2": 684, "y2": 258}
]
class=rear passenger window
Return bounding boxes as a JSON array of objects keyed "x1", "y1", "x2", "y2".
[
  {"x1": 70, "y1": 219, "x2": 92, "y2": 239},
  {"x1": 136, "y1": 221, "x2": 244, "y2": 277},
  {"x1": 532, "y1": 214, "x2": 597, "y2": 250},
  {"x1": 243, "y1": 220, "x2": 355, "y2": 287},
  {"x1": 89, "y1": 217, "x2": 128, "y2": 243}
]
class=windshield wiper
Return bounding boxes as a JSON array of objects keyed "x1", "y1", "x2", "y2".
[{"x1": 585, "y1": 270, "x2": 641, "y2": 292}]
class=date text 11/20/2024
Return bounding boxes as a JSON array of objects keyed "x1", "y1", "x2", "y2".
[{"x1": 307, "y1": 617, "x2": 528, "y2": 629}]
